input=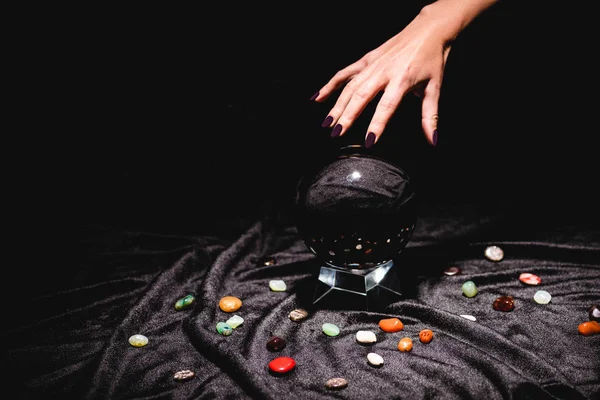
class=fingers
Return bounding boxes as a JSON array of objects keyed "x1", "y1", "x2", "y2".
[
  {"x1": 310, "y1": 61, "x2": 365, "y2": 103},
  {"x1": 420, "y1": 79, "x2": 441, "y2": 146},
  {"x1": 363, "y1": 79, "x2": 409, "y2": 148}
]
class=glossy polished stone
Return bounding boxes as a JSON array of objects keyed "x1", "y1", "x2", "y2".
[
  {"x1": 378, "y1": 317, "x2": 404, "y2": 332},
  {"x1": 173, "y1": 370, "x2": 195, "y2": 381},
  {"x1": 266, "y1": 336, "x2": 286, "y2": 352},
  {"x1": 419, "y1": 329, "x2": 434, "y2": 344},
  {"x1": 484, "y1": 245, "x2": 504, "y2": 261},
  {"x1": 367, "y1": 352, "x2": 384, "y2": 367},
  {"x1": 519, "y1": 273, "x2": 541, "y2": 286},
  {"x1": 589, "y1": 304, "x2": 600, "y2": 322},
  {"x1": 289, "y1": 308, "x2": 308, "y2": 322},
  {"x1": 462, "y1": 281, "x2": 478, "y2": 298},
  {"x1": 175, "y1": 294, "x2": 195, "y2": 311},
  {"x1": 460, "y1": 314, "x2": 477, "y2": 321},
  {"x1": 325, "y1": 377, "x2": 348, "y2": 390},
  {"x1": 443, "y1": 266, "x2": 461, "y2": 276},
  {"x1": 578, "y1": 321, "x2": 600, "y2": 336},
  {"x1": 268, "y1": 356, "x2": 296, "y2": 374},
  {"x1": 219, "y1": 296, "x2": 242, "y2": 312},
  {"x1": 269, "y1": 280, "x2": 287, "y2": 292},
  {"x1": 216, "y1": 322, "x2": 233, "y2": 336},
  {"x1": 322, "y1": 323, "x2": 340, "y2": 337},
  {"x1": 493, "y1": 295, "x2": 515, "y2": 311},
  {"x1": 397, "y1": 337, "x2": 413, "y2": 352},
  {"x1": 533, "y1": 290, "x2": 551, "y2": 305},
  {"x1": 226, "y1": 315, "x2": 244, "y2": 329},
  {"x1": 128, "y1": 334, "x2": 148, "y2": 347},
  {"x1": 355, "y1": 330, "x2": 377, "y2": 344}
]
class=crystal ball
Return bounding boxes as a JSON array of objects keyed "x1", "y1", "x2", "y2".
[{"x1": 295, "y1": 145, "x2": 417, "y2": 271}]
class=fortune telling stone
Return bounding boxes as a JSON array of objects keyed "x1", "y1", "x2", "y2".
[
  {"x1": 462, "y1": 281, "x2": 478, "y2": 298},
  {"x1": 322, "y1": 323, "x2": 340, "y2": 337},
  {"x1": 367, "y1": 352, "x2": 384, "y2": 367},
  {"x1": 484, "y1": 245, "x2": 504, "y2": 262},
  {"x1": 174, "y1": 294, "x2": 195, "y2": 311},
  {"x1": 173, "y1": 370, "x2": 195, "y2": 381},
  {"x1": 493, "y1": 295, "x2": 515, "y2": 311},
  {"x1": 378, "y1": 317, "x2": 404, "y2": 332},
  {"x1": 460, "y1": 314, "x2": 477, "y2": 321},
  {"x1": 419, "y1": 329, "x2": 434, "y2": 344},
  {"x1": 226, "y1": 315, "x2": 244, "y2": 329},
  {"x1": 216, "y1": 322, "x2": 233, "y2": 336},
  {"x1": 397, "y1": 337, "x2": 413, "y2": 352},
  {"x1": 589, "y1": 304, "x2": 600, "y2": 322},
  {"x1": 269, "y1": 280, "x2": 287, "y2": 292},
  {"x1": 268, "y1": 356, "x2": 296, "y2": 374},
  {"x1": 519, "y1": 273, "x2": 541, "y2": 286},
  {"x1": 289, "y1": 308, "x2": 308, "y2": 322},
  {"x1": 578, "y1": 321, "x2": 600, "y2": 336},
  {"x1": 219, "y1": 296, "x2": 242, "y2": 312},
  {"x1": 355, "y1": 330, "x2": 377, "y2": 344},
  {"x1": 443, "y1": 266, "x2": 461, "y2": 276},
  {"x1": 128, "y1": 334, "x2": 148, "y2": 347},
  {"x1": 533, "y1": 290, "x2": 551, "y2": 304},
  {"x1": 325, "y1": 377, "x2": 348, "y2": 390},
  {"x1": 266, "y1": 336, "x2": 286, "y2": 352}
]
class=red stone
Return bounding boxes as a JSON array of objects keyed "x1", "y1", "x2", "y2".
[
  {"x1": 519, "y1": 273, "x2": 541, "y2": 285},
  {"x1": 268, "y1": 356, "x2": 296, "y2": 374},
  {"x1": 493, "y1": 295, "x2": 515, "y2": 312}
]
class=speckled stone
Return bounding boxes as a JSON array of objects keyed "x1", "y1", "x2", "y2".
[
  {"x1": 533, "y1": 290, "x2": 551, "y2": 304},
  {"x1": 367, "y1": 352, "x2": 384, "y2": 367},
  {"x1": 174, "y1": 294, "x2": 195, "y2": 311},
  {"x1": 225, "y1": 315, "x2": 244, "y2": 329},
  {"x1": 289, "y1": 308, "x2": 308, "y2": 322},
  {"x1": 219, "y1": 296, "x2": 242, "y2": 312},
  {"x1": 268, "y1": 356, "x2": 295, "y2": 374},
  {"x1": 355, "y1": 330, "x2": 377, "y2": 344},
  {"x1": 325, "y1": 377, "x2": 348, "y2": 390},
  {"x1": 589, "y1": 304, "x2": 600, "y2": 322},
  {"x1": 493, "y1": 295, "x2": 515, "y2": 311},
  {"x1": 443, "y1": 266, "x2": 461, "y2": 276},
  {"x1": 484, "y1": 245, "x2": 504, "y2": 261},
  {"x1": 397, "y1": 337, "x2": 413, "y2": 352},
  {"x1": 419, "y1": 329, "x2": 434, "y2": 343},
  {"x1": 269, "y1": 280, "x2": 287, "y2": 292},
  {"x1": 322, "y1": 323, "x2": 340, "y2": 337},
  {"x1": 266, "y1": 336, "x2": 286, "y2": 352},
  {"x1": 128, "y1": 334, "x2": 148, "y2": 347},
  {"x1": 462, "y1": 281, "x2": 478, "y2": 298},
  {"x1": 519, "y1": 273, "x2": 541, "y2": 286},
  {"x1": 173, "y1": 370, "x2": 195, "y2": 381},
  {"x1": 216, "y1": 322, "x2": 233, "y2": 336}
]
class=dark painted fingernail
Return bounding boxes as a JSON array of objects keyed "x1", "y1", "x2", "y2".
[
  {"x1": 310, "y1": 91, "x2": 319, "y2": 101},
  {"x1": 331, "y1": 124, "x2": 342, "y2": 137},
  {"x1": 321, "y1": 115, "x2": 333, "y2": 128},
  {"x1": 365, "y1": 132, "x2": 376, "y2": 148},
  {"x1": 432, "y1": 130, "x2": 438, "y2": 146}
]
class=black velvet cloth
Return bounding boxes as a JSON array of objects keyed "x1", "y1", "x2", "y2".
[{"x1": 14, "y1": 1, "x2": 600, "y2": 399}]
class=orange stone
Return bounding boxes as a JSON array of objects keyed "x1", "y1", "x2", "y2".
[
  {"x1": 578, "y1": 321, "x2": 600, "y2": 336},
  {"x1": 379, "y1": 317, "x2": 404, "y2": 333},
  {"x1": 219, "y1": 296, "x2": 242, "y2": 312},
  {"x1": 419, "y1": 329, "x2": 434, "y2": 344},
  {"x1": 397, "y1": 337, "x2": 413, "y2": 352}
]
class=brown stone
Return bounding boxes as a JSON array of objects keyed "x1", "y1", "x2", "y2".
[
  {"x1": 173, "y1": 370, "x2": 195, "y2": 381},
  {"x1": 325, "y1": 377, "x2": 348, "y2": 390},
  {"x1": 289, "y1": 308, "x2": 308, "y2": 322},
  {"x1": 397, "y1": 337, "x2": 413, "y2": 352},
  {"x1": 419, "y1": 329, "x2": 434, "y2": 344},
  {"x1": 493, "y1": 295, "x2": 515, "y2": 312},
  {"x1": 379, "y1": 317, "x2": 404, "y2": 333},
  {"x1": 219, "y1": 296, "x2": 242, "y2": 312}
]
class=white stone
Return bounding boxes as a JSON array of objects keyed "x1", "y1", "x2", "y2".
[
  {"x1": 460, "y1": 314, "x2": 477, "y2": 321},
  {"x1": 356, "y1": 330, "x2": 377, "y2": 344},
  {"x1": 484, "y1": 245, "x2": 504, "y2": 261},
  {"x1": 128, "y1": 334, "x2": 148, "y2": 347},
  {"x1": 269, "y1": 280, "x2": 287, "y2": 292},
  {"x1": 367, "y1": 352, "x2": 384, "y2": 366},
  {"x1": 226, "y1": 315, "x2": 244, "y2": 329},
  {"x1": 533, "y1": 290, "x2": 551, "y2": 304}
]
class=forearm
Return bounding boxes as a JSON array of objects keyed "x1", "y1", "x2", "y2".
[{"x1": 417, "y1": 0, "x2": 501, "y2": 41}]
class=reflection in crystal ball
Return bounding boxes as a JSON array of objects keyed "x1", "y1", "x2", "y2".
[{"x1": 295, "y1": 146, "x2": 417, "y2": 271}]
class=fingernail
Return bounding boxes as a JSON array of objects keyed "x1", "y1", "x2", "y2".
[
  {"x1": 365, "y1": 132, "x2": 376, "y2": 148},
  {"x1": 310, "y1": 91, "x2": 319, "y2": 101},
  {"x1": 331, "y1": 124, "x2": 342, "y2": 137},
  {"x1": 432, "y1": 130, "x2": 438, "y2": 146},
  {"x1": 321, "y1": 115, "x2": 333, "y2": 128}
]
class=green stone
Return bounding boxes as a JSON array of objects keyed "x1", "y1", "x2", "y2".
[
  {"x1": 322, "y1": 323, "x2": 340, "y2": 337},
  {"x1": 269, "y1": 280, "x2": 287, "y2": 292},
  {"x1": 462, "y1": 281, "x2": 478, "y2": 298},
  {"x1": 175, "y1": 294, "x2": 195, "y2": 311},
  {"x1": 225, "y1": 315, "x2": 244, "y2": 329},
  {"x1": 216, "y1": 322, "x2": 233, "y2": 336}
]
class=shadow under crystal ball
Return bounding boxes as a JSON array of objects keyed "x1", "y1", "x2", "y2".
[{"x1": 295, "y1": 146, "x2": 417, "y2": 271}]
